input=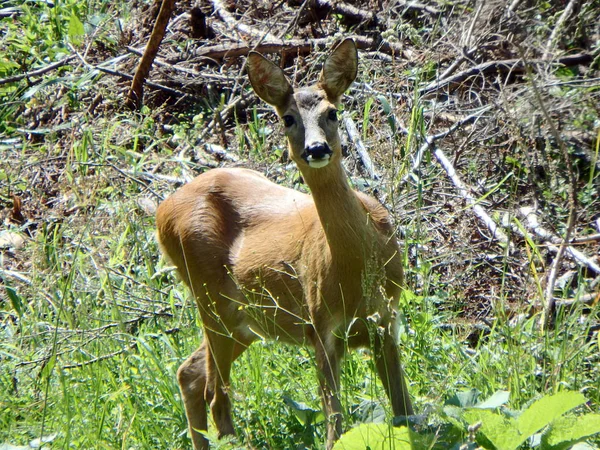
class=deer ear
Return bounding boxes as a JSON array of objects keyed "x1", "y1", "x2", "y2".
[
  {"x1": 247, "y1": 52, "x2": 293, "y2": 108},
  {"x1": 319, "y1": 39, "x2": 358, "y2": 101}
]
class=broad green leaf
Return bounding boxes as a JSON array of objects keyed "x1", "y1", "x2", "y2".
[
  {"x1": 282, "y1": 396, "x2": 324, "y2": 426},
  {"x1": 542, "y1": 414, "x2": 600, "y2": 449},
  {"x1": 447, "y1": 388, "x2": 481, "y2": 408},
  {"x1": 463, "y1": 408, "x2": 522, "y2": 450},
  {"x1": 517, "y1": 392, "x2": 586, "y2": 438},
  {"x1": 40, "y1": 355, "x2": 56, "y2": 380},
  {"x1": 333, "y1": 424, "x2": 426, "y2": 450},
  {"x1": 475, "y1": 390, "x2": 511, "y2": 409},
  {"x1": 6, "y1": 285, "x2": 23, "y2": 316},
  {"x1": 569, "y1": 443, "x2": 596, "y2": 450},
  {"x1": 68, "y1": 12, "x2": 85, "y2": 44}
]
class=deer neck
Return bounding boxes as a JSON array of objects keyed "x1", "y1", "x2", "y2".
[{"x1": 301, "y1": 161, "x2": 376, "y2": 263}]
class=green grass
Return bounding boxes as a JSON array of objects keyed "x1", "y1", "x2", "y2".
[{"x1": 1, "y1": 0, "x2": 599, "y2": 449}]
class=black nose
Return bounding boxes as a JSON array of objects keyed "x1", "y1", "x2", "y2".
[{"x1": 304, "y1": 143, "x2": 332, "y2": 161}]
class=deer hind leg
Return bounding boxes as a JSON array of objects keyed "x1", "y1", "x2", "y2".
[
  {"x1": 177, "y1": 340, "x2": 210, "y2": 450},
  {"x1": 373, "y1": 327, "x2": 414, "y2": 417},
  {"x1": 203, "y1": 329, "x2": 242, "y2": 438},
  {"x1": 314, "y1": 335, "x2": 343, "y2": 450}
]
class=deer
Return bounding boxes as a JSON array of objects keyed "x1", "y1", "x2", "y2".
[{"x1": 155, "y1": 38, "x2": 414, "y2": 450}]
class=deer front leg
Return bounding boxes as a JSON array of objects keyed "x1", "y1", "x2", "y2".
[
  {"x1": 373, "y1": 326, "x2": 414, "y2": 417},
  {"x1": 315, "y1": 336, "x2": 343, "y2": 449}
]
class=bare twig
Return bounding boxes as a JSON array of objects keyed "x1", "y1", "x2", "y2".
[
  {"x1": 315, "y1": 0, "x2": 378, "y2": 26},
  {"x1": 420, "y1": 53, "x2": 593, "y2": 95},
  {"x1": 188, "y1": 35, "x2": 407, "y2": 60},
  {"x1": 520, "y1": 53, "x2": 579, "y2": 330},
  {"x1": 543, "y1": 0, "x2": 580, "y2": 59},
  {"x1": 210, "y1": 0, "x2": 278, "y2": 41},
  {"x1": 68, "y1": 44, "x2": 189, "y2": 99},
  {"x1": 555, "y1": 292, "x2": 600, "y2": 308},
  {"x1": 434, "y1": 146, "x2": 511, "y2": 246},
  {"x1": 62, "y1": 342, "x2": 138, "y2": 369},
  {"x1": 518, "y1": 207, "x2": 600, "y2": 275},
  {"x1": 0, "y1": 55, "x2": 76, "y2": 86},
  {"x1": 398, "y1": 106, "x2": 493, "y2": 188},
  {"x1": 126, "y1": 0, "x2": 177, "y2": 109},
  {"x1": 342, "y1": 113, "x2": 379, "y2": 180},
  {"x1": 570, "y1": 233, "x2": 600, "y2": 244},
  {"x1": 396, "y1": 0, "x2": 441, "y2": 15}
]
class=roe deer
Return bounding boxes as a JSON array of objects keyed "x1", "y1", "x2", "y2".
[{"x1": 156, "y1": 38, "x2": 413, "y2": 450}]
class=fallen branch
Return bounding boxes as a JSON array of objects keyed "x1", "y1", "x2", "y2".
[
  {"x1": 342, "y1": 113, "x2": 379, "y2": 180},
  {"x1": 518, "y1": 207, "x2": 600, "y2": 275},
  {"x1": 126, "y1": 0, "x2": 177, "y2": 109},
  {"x1": 190, "y1": 35, "x2": 407, "y2": 60},
  {"x1": 570, "y1": 233, "x2": 600, "y2": 244},
  {"x1": 543, "y1": 0, "x2": 580, "y2": 59},
  {"x1": 420, "y1": 53, "x2": 593, "y2": 95},
  {"x1": 69, "y1": 45, "x2": 190, "y2": 100},
  {"x1": 398, "y1": 106, "x2": 492, "y2": 188},
  {"x1": 315, "y1": 0, "x2": 378, "y2": 26},
  {"x1": 521, "y1": 54, "x2": 579, "y2": 330},
  {"x1": 392, "y1": 107, "x2": 509, "y2": 248},
  {"x1": 555, "y1": 292, "x2": 599, "y2": 308},
  {"x1": 434, "y1": 146, "x2": 511, "y2": 246},
  {"x1": 0, "y1": 55, "x2": 76, "y2": 86},
  {"x1": 211, "y1": 0, "x2": 278, "y2": 41}
]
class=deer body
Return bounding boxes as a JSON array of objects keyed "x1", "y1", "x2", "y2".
[{"x1": 156, "y1": 39, "x2": 413, "y2": 450}]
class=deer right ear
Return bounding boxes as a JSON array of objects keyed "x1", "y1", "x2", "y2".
[{"x1": 247, "y1": 52, "x2": 293, "y2": 108}]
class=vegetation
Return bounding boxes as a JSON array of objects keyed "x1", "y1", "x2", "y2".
[{"x1": 1, "y1": 0, "x2": 599, "y2": 449}]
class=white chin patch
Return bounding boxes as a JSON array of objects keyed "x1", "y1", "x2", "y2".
[{"x1": 307, "y1": 155, "x2": 331, "y2": 168}]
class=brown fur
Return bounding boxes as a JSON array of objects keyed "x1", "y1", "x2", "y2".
[{"x1": 156, "y1": 39, "x2": 413, "y2": 450}]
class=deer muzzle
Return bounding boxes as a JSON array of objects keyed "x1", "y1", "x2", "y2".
[{"x1": 302, "y1": 142, "x2": 333, "y2": 168}]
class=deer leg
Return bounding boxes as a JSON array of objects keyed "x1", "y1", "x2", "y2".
[
  {"x1": 205, "y1": 330, "x2": 250, "y2": 439},
  {"x1": 177, "y1": 340, "x2": 210, "y2": 450},
  {"x1": 315, "y1": 336, "x2": 343, "y2": 449},
  {"x1": 373, "y1": 327, "x2": 413, "y2": 417}
]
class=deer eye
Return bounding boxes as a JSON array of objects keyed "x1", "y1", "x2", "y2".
[
  {"x1": 282, "y1": 115, "x2": 295, "y2": 127},
  {"x1": 328, "y1": 109, "x2": 338, "y2": 121}
]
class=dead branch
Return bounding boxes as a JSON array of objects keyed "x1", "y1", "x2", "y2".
[
  {"x1": 398, "y1": 106, "x2": 493, "y2": 189},
  {"x1": 69, "y1": 45, "x2": 190, "y2": 99},
  {"x1": 396, "y1": 0, "x2": 441, "y2": 15},
  {"x1": 521, "y1": 54, "x2": 579, "y2": 330},
  {"x1": 555, "y1": 292, "x2": 599, "y2": 308},
  {"x1": 189, "y1": 35, "x2": 407, "y2": 60},
  {"x1": 62, "y1": 342, "x2": 138, "y2": 369},
  {"x1": 315, "y1": 0, "x2": 378, "y2": 26},
  {"x1": 126, "y1": 46, "x2": 235, "y2": 82},
  {"x1": 210, "y1": 0, "x2": 278, "y2": 41},
  {"x1": 342, "y1": 113, "x2": 379, "y2": 180},
  {"x1": 420, "y1": 53, "x2": 593, "y2": 95},
  {"x1": 126, "y1": 0, "x2": 177, "y2": 110},
  {"x1": 570, "y1": 233, "x2": 600, "y2": 244},
  {"x1": 543, "y1": 0, "x2": 580, "y2": 59},
  {"x1": 518, "y1": 207, "x2": 600, "y2": 275},
  {"x1": 0, "y1": 55, "x2": 76, "y2": 86},
  {"x1": 433, "y1": 146, "x2": 511, "y2": 247}
]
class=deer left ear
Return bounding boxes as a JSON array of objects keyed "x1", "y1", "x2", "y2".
[{"x1": 319, "y1": 39, "x2": 358, "y2": 101}]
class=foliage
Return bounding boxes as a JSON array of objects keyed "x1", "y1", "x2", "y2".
[{"x1": 335, "y1": 391, "x2": 600, "y2": 450}]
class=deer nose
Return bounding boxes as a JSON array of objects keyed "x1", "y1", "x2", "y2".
[{"x1": 303, "y1": 143, "x2": 333, "y2": 168}]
